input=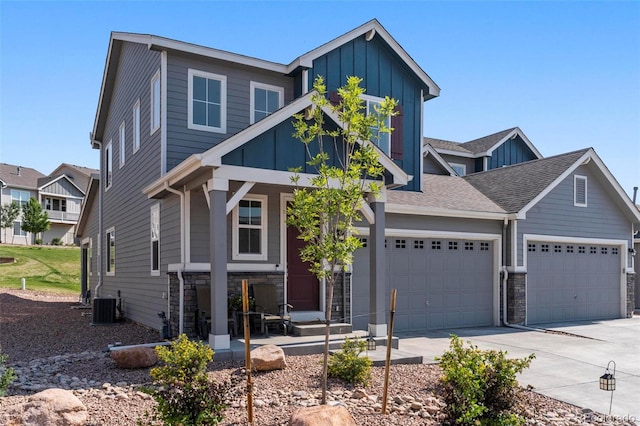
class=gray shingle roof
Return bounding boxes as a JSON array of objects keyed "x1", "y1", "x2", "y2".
[
  {"x1": 460, "y1": 128, "x2": 517, "y2": 154},
  {"x1": 387, "y1": 174, "x2": 506, "y2": 214},
  {"x1": 463, "y1": 149, "x2": 590, "y2": 212},
  {"x1": 0, "y1": 163, "x2": 45, "y2": 189},
  {"x1": 423, "y1": 137, "x2": 472, "y2": 153}
]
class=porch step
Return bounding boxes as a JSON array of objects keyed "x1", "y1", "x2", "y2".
[{"x1": 290, "y1": 321, "x2": 352, "y2": 337}]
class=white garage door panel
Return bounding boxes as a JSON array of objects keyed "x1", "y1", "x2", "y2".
[
  {"x1": 352, "y1": 237, "x2": 494, "y2": 332},
  {"x1": 527, "y1": 242, "x2": 620, "y2": 324}
]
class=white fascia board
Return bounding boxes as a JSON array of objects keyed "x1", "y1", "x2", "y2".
[
  {"x1": 434, "y1": 148, "x2": 475, "y2": 158},
  {"x1": 288, "y1": 20, "x2": 440, "y2": 97},
  {"x1": 92, "y1": 35, "x2": 118, "y2": 146},
  {"x1": 589, "y1": 153, "x2": 640, "y2": 223},
  {"x1": 38, "y1": 175, "x2": 84, "y2": 194},
  {"x1": 386, "y1": 203, "x2": 510, "y2": 221},
  {"x1": 201, "y1": 93, "x2": 315, "y2": 167},
  {"x1": 422, "y1": 144, "x2": 457, "y2": 176},
  {"x1": 143, "y1": 154, "x2": 203, "y2": 198},
  {"x1": 112, "y1": 32, "x2": 288, "y2": 74},
  {"x1": 484, "y1": 128, "x2": 543, "y2": 159},
  {"x1": 516, "y1": 150, "x2": 592, "y2": 219}
]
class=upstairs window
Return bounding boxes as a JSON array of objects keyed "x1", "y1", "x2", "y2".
[
  {"x1": 11, "y1": 189, "x2": 30, "y2": 208},
  {"x1": 150, "y1": 70, "x2": 160, "y2": 134},
  {"x1": 105, "y1": 141, "x2": 113, "y2": 190},
  {"x1": 232, "y1": 195, "x2": 267, "y2": 261},
  {"x1": 362, "y1": 95, "x2": 391, "y2": 156},
  {"x1": 188, "y1": 69, "x2": 226, "y2": 133},
  {"x1": 450, "y1": 163, "x2": 467, "y2": 176},
  {"x1": 574, "y1": 175, "x2": 587, "y2": 207},
  {"x1": 133, "y1": 100, "x2": 141, "y2": 153},
  {"x1": 250, "y1": 82, "x2": 283, "y2": 124},
  {"x1": 119, "y1": 121, "x2": 126, "y2": 168}
]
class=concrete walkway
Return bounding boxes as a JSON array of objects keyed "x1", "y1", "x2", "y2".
[{"x1": 396, "y1": 317, "x2": 640, "y2": 421}]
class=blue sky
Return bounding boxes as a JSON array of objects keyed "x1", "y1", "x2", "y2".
[{"x1": 1, "y1": 1, "x2": 639, "y2": 198}]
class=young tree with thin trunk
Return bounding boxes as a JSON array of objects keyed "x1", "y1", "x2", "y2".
[
  {"x1": 21, "y1": 198, "x2": 50, "y2": 245},
  {"x1": 0, "y1": 202, "x2": 20, "y2": 243},
  {"x1": 287, "y1": 75, "x2": 397, "y2": 404}
]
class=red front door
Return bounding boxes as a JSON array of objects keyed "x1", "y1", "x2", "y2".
[{"x1": 286, "y1": 224, "x2": 320, "y2": 311}]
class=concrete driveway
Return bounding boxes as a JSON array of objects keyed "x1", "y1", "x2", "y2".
[{"x1": 396, "y1": 317, "x2": 640, "y2": 421}]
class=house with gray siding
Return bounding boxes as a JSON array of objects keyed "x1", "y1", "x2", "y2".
[{"x1": 77, "y1": 19, "x2": 639, "y2": 351}]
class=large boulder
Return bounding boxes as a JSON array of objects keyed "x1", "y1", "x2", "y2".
[
  {"x1": 289, "y1": 405, "x2": 356, "y2": 426},
  {"x1": 3, "y1": 388, "x2": 87, "y2": 426},
  {"x1": 251, "y1": 344, "x2": 286, "y2": 371},
  {"x1": 110, "y1": 346, "x2": 158, "y2": 369}
]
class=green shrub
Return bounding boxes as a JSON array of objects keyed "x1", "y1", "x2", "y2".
[
  {"x1": 327, "y1": 337, "x2": 372, "y2": 386},
  {"x1": 51, "y1": 237, "x2": 63, "y2": 246},
  {"x1": 34, "y1": 238, "x2": 43, "y2": 245},
  {"x1": 141, "y1": 334, "x2": 229, "y2": 425},
  {"x1": 0, "y1": 346, "x2": 16, "y2": 396},
  {"x1": 436, "y1": 335, "x2": 535, "y2": 425}
]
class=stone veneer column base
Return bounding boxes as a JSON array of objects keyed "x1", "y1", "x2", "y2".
[
  {"x1": 626, "y1": 273, "x2": 635, "y2": 318},
  {"x1": 503, "y1": 272, "x2": 526, "y2": 325}
]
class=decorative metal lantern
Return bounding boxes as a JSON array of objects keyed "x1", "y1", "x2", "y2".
[
  {"x1": 599, "y1": 361, "x2": 616, "y2": 391},
  {"x1": 599, "y1": 360, "x2": 616, "y2": 415},
  {"x1": 367, "y1": 335, "x2": 376, "y2": 351}
]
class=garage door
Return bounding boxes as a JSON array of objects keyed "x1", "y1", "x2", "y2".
[
  {"x1": 352, "y1": 237, "x2": 495, "y2": 333},
  {"x1": 527, "y1": 242, "x2": 621, "y2": 324}
]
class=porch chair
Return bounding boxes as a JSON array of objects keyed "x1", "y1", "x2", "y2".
[
  {"x1": 195, "y1": 286, "x2": 238, "y2": 339},
  {"x1": 251, "y1": 283, "x2": 292, "y2": 336}
]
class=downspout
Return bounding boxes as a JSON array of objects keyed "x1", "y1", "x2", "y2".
[
  {"x1": 164, "y1": 183, "x2": 186, "y2": 335},
  {"x1": 93, "y1": 140, "x2": 103, "y2": 299},
  {"x1": 501, "y1": 218, "x2": 540, "y2": 332}
]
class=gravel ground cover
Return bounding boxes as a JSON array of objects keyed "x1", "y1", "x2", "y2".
[{"x1": 0, "y1": 288, "x2": 635, "y2": 425}]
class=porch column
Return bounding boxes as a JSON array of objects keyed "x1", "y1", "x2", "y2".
[
  {"x1": 209, "y1": 178, "x2": 230, "y2": 350},
  {"x1": 368, "y1": 193, "x2": 387, "y2": 337}
]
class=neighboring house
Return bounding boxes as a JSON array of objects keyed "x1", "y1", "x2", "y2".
[
  {"x1": 77, "y1": 19, "x2": 639, "y2": 351},
  {"x1": 0, "y1": 164, "x2": 45, "y2": 244},
  {"x1": 0, "y1": 162, "x2": 97, "y2": 245}
]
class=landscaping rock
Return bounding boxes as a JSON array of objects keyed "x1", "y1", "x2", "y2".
[
  {"x1": 4, "y1": 388, "x2": 87, "y2": 426},
  {"x1": 251, "y1": 344, "x2": 287, "y2": 371},
  {"x1": 288, "y1": 405, "x2": 356, "y2": 426},
  {"x1": 110, "y1": 346, "x2": 158, "y2": 369}
]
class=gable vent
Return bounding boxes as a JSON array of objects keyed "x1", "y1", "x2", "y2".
[{"x1": 574, "y1": 175, "x2": 587, "y2": 207}]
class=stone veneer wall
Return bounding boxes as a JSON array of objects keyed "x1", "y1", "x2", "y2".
[
  {"x1": 503, "y1": 272, "x2": 526, "y2": 325},
  {"x1": 627, "y1": 273, "x2": 635, "y2": 318}
]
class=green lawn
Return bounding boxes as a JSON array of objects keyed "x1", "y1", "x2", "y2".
[{"x1": 0, "y1": 245, "x2": 81, "y2": 295}]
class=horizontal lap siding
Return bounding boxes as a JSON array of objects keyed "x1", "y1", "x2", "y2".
[
  {"x1": 166, "y1": 53, "x2": 294, "y2": 172},
  {"x1": 440, "y1": 154, "x2": 475, "y2": 174},
  {"x1": 311, "y1": 35, "x2": 424, "y2": 192},
  {"x1": 386, "y1": 214, "x2": 503, "y2": 235},
  {"x1": 100, "y1": 41, "x2": 171, "y2": 330},
  {"x1": 517, "y1": 165, "x2": 632, "y2": 267}
]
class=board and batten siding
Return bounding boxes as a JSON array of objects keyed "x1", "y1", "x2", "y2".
[
  {"x1": 99, "y1": 40, "x2": 172, "y2": 330},
  {"x1": 311, "y1": 34, "x2": 425, "y2": 192},
  {"x1": 165, "y1": 52, "x2": 294, "y2": 172},
  {"x1": 487, "y1": 136, "x2": 537, "y2": 170},
  {"x1": 516, "y1": 166, "x2": 632, "y2": 267},
  {"x1": 40, "y1": 179, "x2": 84, "y2": 198}
]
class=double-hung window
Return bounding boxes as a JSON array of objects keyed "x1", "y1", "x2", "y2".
[
  {"x1": 362, "y1": 95, "x2": 391, "y2": 156},
  {"x1": 150, "y1": 70, "x2": 160, "y2": 134},
  {"x1": 250, "y1": 82, "x2": 283, "y2": 124},
  {"x1": 188, "y1": 69, "x2": 226, "y2": 133},
  {"x1": 150, "y1": 204, "x2": 160, "y2": 275},
  {"x1": 105, "y1": 141, "x2": 113, "y2": 190},
  {"x1": 11, "y1": 189, "x2": 30, "y2": 208},
  {"x1": 106, "y1": 227, "x2": 115, "y2": 275},
  {"x1": 232, "y1": 195, "x2": 267, "y2": 261}
]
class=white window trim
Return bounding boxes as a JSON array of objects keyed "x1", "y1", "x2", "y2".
[
  {"x1": 150, "y1": 203, "x2": 160, "y2": 276},
  {"x1": 133, "y1": 99, "x2": 141, "y2": 153},
  {"x1": 119, "y1": 121, "x2": 126, "y2": 168},
  {"x1": 105, "y1": 141, "x2": 113, "y2": 191},
  {"x1": 249, "y1": 81, "x2": 284, "y2": 124},
  {"x1": 450, "y1": 162, "x2": 467, "y2": 176},
  {"x1": 106, "y1": 227, "x2": 115, "y2": 276},
  {"x1": 187, "y1": 69, "x2": 227, "y2": 133},
  {"x1": 574, "y1": 175, "x2": 588, "y2": 207},
  {"x1": 150, "y1": 70, "x2": 160, "y2": 135},
  {"x1": 232, "y1": 194, "x2": 268, "y2": 261},
  {"x1": 361, "y1": 94, "x2": 391, "y2": 156}
]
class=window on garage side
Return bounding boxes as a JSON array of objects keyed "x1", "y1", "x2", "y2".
[
  {"x1": 574, "y1": 175, "x2": 587, "y2": 207},
  {"x1": 106, "y1": 227, "x2": 115, "y2": 275},
  {"x1": 232, "y1": 195, "x2": 267, "y2": 261},
  {"x1": 480, "y1": 242, "x2": 489, "y2": 251}
]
